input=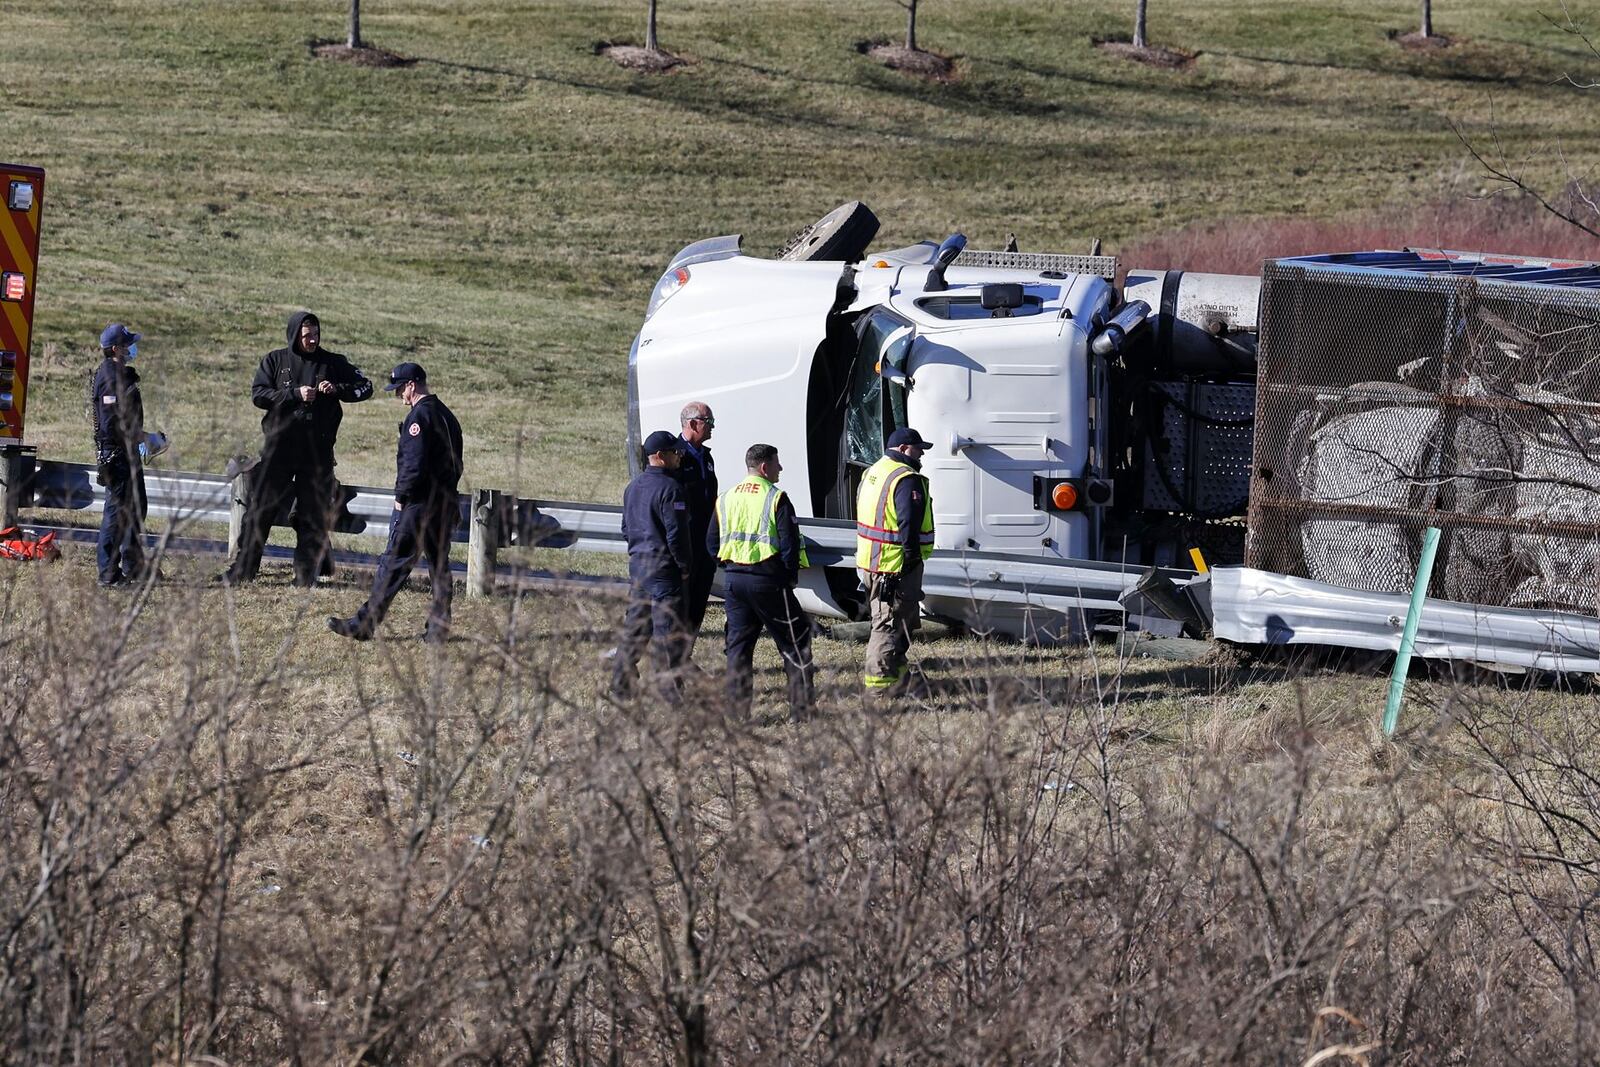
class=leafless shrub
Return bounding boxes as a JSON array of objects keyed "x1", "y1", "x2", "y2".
[{"x1": 3, "y1": 566, "x2": 1600, "y2": 1063}]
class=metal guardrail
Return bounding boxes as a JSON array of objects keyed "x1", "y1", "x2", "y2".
[{"x1": 20, "y1": 459, "x2": 1153, "y2": 617}]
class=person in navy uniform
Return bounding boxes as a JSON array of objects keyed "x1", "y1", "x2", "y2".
[
  {"x1": 675, "y1": 401, "x2": 717, "y2": 647},
  {"x1": 328, "y1": 362, "x2": 463, "y2": 643},
  {"x1": 91, "y1": 323, "x2": 147, "y2": 587},
  {"x1": 611, "y1": 430, "x2": 694, "y2": 700},
  {"x1": 224, "y1": 310, "x2": 373, "y2": 586}
]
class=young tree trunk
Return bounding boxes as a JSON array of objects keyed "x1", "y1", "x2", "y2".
[
  {"x1": 347, "y1": 0, "x2": 362, "y2": 49},
  {"x1": 1133, "y1": 0, "x2": 1148, "y2": 49},
  {"x1": 1420, "y1": 0, "x2": 1433, "y2": 37},
  {"x1": 905, "y1": 0, "x2": 919, "y2": 52},
  {"x1": 646, "y1": 0, "x2": 659, "y2": 52}
]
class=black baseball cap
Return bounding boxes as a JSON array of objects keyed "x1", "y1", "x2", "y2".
[
  {"x1": 383, "y1": 361, "x2": 426, "y2": 391},
  {"x1": 887, "y1": 427, "x2": 934, "y2": 450},
  {"x1": 642, "y1": 429, "x2": 684, "y2": 455}
]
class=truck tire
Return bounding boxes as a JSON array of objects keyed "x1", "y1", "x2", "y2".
[{"x1": 777, "y1": 201, "x2": 880, "y2": 262}]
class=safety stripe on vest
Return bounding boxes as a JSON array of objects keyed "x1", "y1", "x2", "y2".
[{"x1": 868, "y1": 469, "x2": 910, "y2": 572}]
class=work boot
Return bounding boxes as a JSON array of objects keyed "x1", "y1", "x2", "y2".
[{"x1": 327, "y1": 615, "x2": 372, "y2": 641}]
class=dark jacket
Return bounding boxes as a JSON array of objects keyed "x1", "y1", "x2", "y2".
[
  {"x1": 705, "y1": 485, "x2": 803, "y2": 586},
  {"x1": 251, "y1": 311, "x2": 373, "y2": 460},
  {"x1": 622, "y1": 465, "x2": 693, "y2": 583},
  {"x1": 91, "y1": 357, "x2": 143, "y2": 463},
  {"x1": 395, "y1": 393, "x2": 464, "y2": 506},
  {"x1": 886, "y1": 451, "x2": 927, "y2": 557},
  {"x1": 676, "y1": 436, "x2": 717, "y2": 555}
]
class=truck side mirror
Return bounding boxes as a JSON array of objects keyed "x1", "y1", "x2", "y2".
[{"x1": 926, "y1": 232, "x2": 968, "y2": 292}]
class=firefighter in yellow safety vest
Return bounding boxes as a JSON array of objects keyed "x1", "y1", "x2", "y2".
[
  {"x1": 708, "y1": 443, "x2": 815, "y2": 721},
  {"x1": 854, "y1": 427, "x2": 936, "y2": 696}
]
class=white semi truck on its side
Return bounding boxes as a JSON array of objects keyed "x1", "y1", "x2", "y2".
[{"x1": 628, "y1": 203, "x2": 1262, "y2": 635}]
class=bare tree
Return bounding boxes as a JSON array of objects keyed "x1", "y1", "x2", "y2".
[
  {"x1": 348, "y1": 0, "x2": 362, "y2": 49},
  {"x1": 906, "y1": 0, "x2": 920, "y2": 51},
  {"x1": 1421, "y1": 0, "x2": 1434, "y2": 38},
  {"x1": 646, "y1": 0, "x2": 660, "y2": 52},
  {"x1": 1134, "y1": 0, "x2": 1148, "y2": 49},
  {"x1": 1457, "y1": 9, "x2": 1600, "y2": 240}
]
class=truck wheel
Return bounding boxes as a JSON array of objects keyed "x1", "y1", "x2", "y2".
[{"x1": 777, "y1": 201, "x2": 881, "y2": 262}]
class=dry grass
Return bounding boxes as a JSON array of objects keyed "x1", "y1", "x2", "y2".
[
  {"x1": 1120, "y1": 194, "x2": 1600, "y2": 276},
  {"x1": 4, "y1": 546, "x2": 1600, "y2": 1062}
]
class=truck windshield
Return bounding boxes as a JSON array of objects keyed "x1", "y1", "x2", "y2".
[{"x1": 846, "y1": 309, "x2": 912, "y2": 468}]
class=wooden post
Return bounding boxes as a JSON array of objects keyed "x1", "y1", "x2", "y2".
[
  {"x1": 0, "y1": 448, "x2": 24, "y2": 527},
  {"x1": 228, "y1": 471, "x2": 248, "y2": 560},
  {"x1": 468, "y1": 487, "x2": 499, "y2": 599}
]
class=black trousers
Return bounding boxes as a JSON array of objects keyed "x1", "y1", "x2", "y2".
[
  {"x1": 351, "y1": 496, "x2": 456, "y2": 637},
  {"x1": 611, "y1": 561, "x2": 689, "y2": 700},
  {"x1": 723, "y1": 573, "x2": 814, "y2": 719},
  {"x1": 683, "y1": 546, "x2": 716, "y2": 641},
  {"x1": 228, "y1": 448, "x2": 336, "y2": 585},
  {"x1": 96, "y1": 455, "x2": 146, "y2": 583}
]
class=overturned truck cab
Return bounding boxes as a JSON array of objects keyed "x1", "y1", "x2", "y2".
[{"x1": 628, "y1": 204, "x2": 1261, "y2": 637}]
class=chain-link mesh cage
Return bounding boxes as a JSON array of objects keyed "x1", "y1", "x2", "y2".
[{"x1": 1247, "y1": 259, "x2": 1600, "y2": 614}]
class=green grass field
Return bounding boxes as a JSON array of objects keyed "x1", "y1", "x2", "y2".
[{"x1": 7, "y1": 0, "x2": 1600, "y2": 501}]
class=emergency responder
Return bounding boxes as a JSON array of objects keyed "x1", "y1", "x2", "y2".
[
  {"x1": 223, "y1": 311, "x2": 373, "y2": 586},
  {"x1": 676, "y1": 401, "x2": 717, "y2": 648},
  {"x1": 707, "y1": 443, "x2": 814, "y2": 721},
  {"x1": 91, "y1": 323, "x2": 147, "y2": 587},
  {"x1": 854, "y1": 427, "x2": 936, "y2": 697},
  {"x1": 328, "y1": 362, "x2": 463, "y2": 643},
  {"x1": 611, "y1": 430, "x2": 694, "y2": 700}
]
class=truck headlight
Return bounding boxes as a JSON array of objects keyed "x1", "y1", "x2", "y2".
[{"x1": 644, "y1": 266, "x2": 689, "y2": 320}]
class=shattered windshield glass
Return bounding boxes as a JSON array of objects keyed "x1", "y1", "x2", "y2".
[{"x1": 846, "y1": 309, "x2": 912, "y2": 468}]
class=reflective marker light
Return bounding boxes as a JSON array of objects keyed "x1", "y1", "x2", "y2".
[
  {"x1": 1051, "y1": 482, "x2": 1079, "y2": 510},
  {"x1": 0, "y1": 394, "x2": 13, "y2": 412},
  {"x1": 6, "y1": 181, "x2": 33, "y2": 213},
  {"x1": 644, "y1": 266, "x2": 690, "y2": 320},
  {"x1": 0, "y1": 273, "x2": 23, "y2": 302},
  {"x1": 0, "y1": 351, "x2": 14, "y2": 369}
]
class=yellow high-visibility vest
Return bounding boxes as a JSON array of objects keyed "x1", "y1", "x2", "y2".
[
  {"x1": 717, "y1": 475, "x2": 810, "y2": 568},
  {"x1": 855, "y1": 455, "x2": 934, "y2": 573}
]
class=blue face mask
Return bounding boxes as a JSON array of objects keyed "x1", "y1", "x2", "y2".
[{"x1": 125, "y1": 343, "x2": 138, "y2": 362}]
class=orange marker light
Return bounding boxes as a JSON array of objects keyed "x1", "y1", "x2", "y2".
[
  {"x1": 1051, "y1": 482, "x2": 1078, "y2": 510},
  {"x1": 0, "y1": 274, "x2": 23, "y2": 302}
]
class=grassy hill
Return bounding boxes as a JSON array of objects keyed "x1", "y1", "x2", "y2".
[{"x1": 6, "y1": 0, "x2": 1599, "y2": 501}]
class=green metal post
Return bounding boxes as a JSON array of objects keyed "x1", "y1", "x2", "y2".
[{"x1": 1384, "y1": 526, "x2": 1442, "y2": 735}]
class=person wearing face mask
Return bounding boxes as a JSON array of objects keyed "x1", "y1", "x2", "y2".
[
  {"x1": 854, "y1": 427, "x2": 936, "y2": 699},
  {"x1": 221, "y1": 310, "x2": 373, "y2": 587},
  {"x1": 91, "y1": 323, "x2": 147, "y2": 587}
]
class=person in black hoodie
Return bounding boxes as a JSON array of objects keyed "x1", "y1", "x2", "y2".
[
  {"x1": 92, "y1": 323, "x2": 147, "y2": 587},
  {"x1": 223, "y1": 311, "x2": 373, "y2": 586}
]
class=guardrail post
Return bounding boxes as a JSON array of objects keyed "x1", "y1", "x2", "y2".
[
  {"x1": 227, "y1": 470, "x2": 248, "y2": 560},
  {"x1": 0, "y1": 447, "x2": 28, "y2": 526},
  {"x1": 468, "y1": 487, "x2": 500, "y2": 598}
]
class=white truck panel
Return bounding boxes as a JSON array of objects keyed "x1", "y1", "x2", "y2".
[{"x1": 635, "y1": 255, "x2": 842, "y2": 515}]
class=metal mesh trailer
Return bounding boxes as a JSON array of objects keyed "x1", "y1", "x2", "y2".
[{"x1": 1247, "y1": 249, "x2": 1600, "y2": 615}]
